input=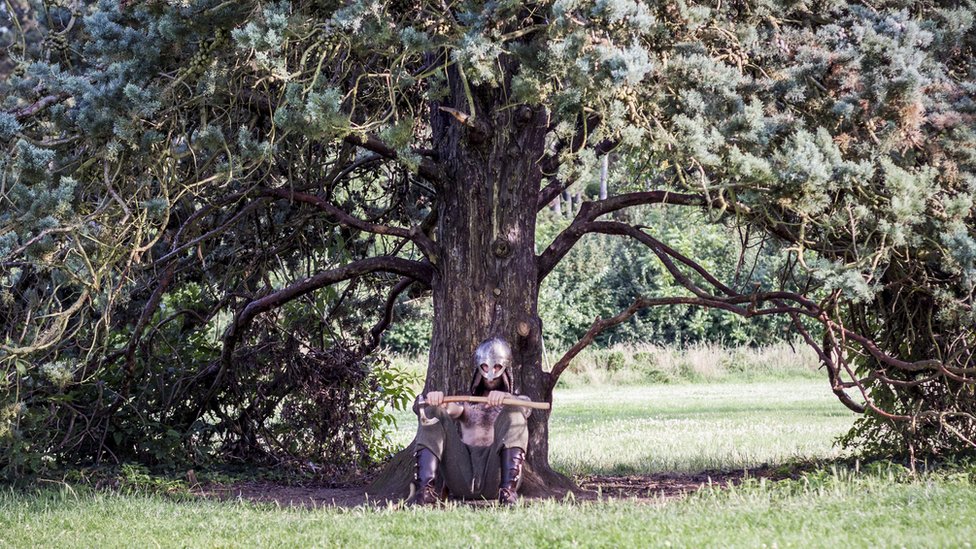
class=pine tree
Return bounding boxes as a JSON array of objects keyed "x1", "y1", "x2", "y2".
[{"x1": 1, "y1": 0, "x2": 974, "y2": 486}]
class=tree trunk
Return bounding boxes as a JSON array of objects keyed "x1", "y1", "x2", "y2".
[{"x1": 369, "y1": 65, "x2": 577, "y2": 498}]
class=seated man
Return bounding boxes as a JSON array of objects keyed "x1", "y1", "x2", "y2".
[{"x1": 408, "y1": 337, "x2": 531, "y2": 505}]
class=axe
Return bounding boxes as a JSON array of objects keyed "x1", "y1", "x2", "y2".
[{"x1": 426, "y1": 395, "x2": 551, "y2": 410}]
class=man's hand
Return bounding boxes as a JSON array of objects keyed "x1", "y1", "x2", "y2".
[
  {"x1": 487, "y1": 390, "x2": 510, "y2": 407},
  {"x1": 425, "y1": 391, "x2": 445, "y2": 407}
]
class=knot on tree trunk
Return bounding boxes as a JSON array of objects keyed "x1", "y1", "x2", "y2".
[
  {"x1": 515, "y1": 105, "x2": 534, "y2": 126},
  {"x1": 492, "y1": 236, "x2": 512, "y2": 258}
]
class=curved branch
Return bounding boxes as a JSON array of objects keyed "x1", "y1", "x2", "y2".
[
  {"x1": 343, "y1": 133, "x2": 443, "y2": 183},
  {"x1": 360, "y1": 276, "x2": 419, "y2": 355},
  {"x1": 227, "y1": 257, "x2": 432, "y2": 353},
  {"x1": 547, "y1": 295, "x2": 813, "y2": 389},
  {"x1": 547, "y1": 219, "x2": 972, "y2": 424},
  {"x1": 0, "y1": 289, "x2": 91, "y2": 355},
  {"x1": 260, "y1": 187, "x2": 438, "y2": 261},
  {"x1": 10, "y1": 92, "x2": 70, "y2": 121},
  {"x1": 537, "y1": 191, "x2": 707, "y2": 280},
  {"x1": 581, "y1": 221, "x2": 955, "y2": 377},
  {"x1": 205, "y1": 256, "x2": 433, "y2": 412},
  {"x1": 788, "y1": 312, "x2": 866, "y2": 414},
  {"x1": 584, "y1": 220, "x2": 743, "y2": 299}
]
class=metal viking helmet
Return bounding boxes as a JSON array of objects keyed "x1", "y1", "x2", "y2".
[{"x1": 469, "y1": 337, "x2": 514, "y2": 395}]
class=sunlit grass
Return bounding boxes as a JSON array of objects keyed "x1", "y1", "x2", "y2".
[
  {"x1": 3, "y1": 468, "x2": 976, "y2": 548},
  {"x1": 550, "y1": 381, "x2": 855, "y2": 475},
  {"x1": 3, "y1": 375, "x2": 973, "y2": 548},
  {"x1": 390, "y1": 379, "x2": 856, "y2": 475}
]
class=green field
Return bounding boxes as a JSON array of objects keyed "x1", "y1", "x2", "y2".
[
  {"x1": 391, "y1": 379, "x2": 856, "y2": 475},
  {"x1": 4, "y1": 475, "x2": 976, "y2": 548},
  {"x1": 5, "y1": 378, "x2": 976, "y2": 548}
]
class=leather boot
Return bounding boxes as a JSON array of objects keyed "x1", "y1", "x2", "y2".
[
  {"x1": 407, "y1": 447, "x2": 440, "y2": 506},
  {"x1": 498, "y1": 446, "x2": 525, "y2": 505}
]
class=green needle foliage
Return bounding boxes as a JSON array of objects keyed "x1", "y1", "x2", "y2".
[{"x1": 0, "y1": 0, "x2": 974, "y2": 479}]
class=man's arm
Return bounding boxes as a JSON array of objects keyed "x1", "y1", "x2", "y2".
[{"x1": 414, "y1": 391, "x2": 464, "y2": 418}]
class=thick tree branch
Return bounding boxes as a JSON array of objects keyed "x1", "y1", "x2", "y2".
[
  {"x1": 260, "y1": 187, "x2": 438, "y2": 261},
  {"x1": 342, "y1": 133, "x2": 443, "y2": 183},
  {"x1": 547, "y1": 295, "x2": 812, "y2": 389},
  {"x1": 10, "y1": 92, "x2": 70, "y2": 121},
  {"x1": 204, "y1": 256, "x2": 433, "y2": 413},
  {"x1": 360, "y1": 276, "x2": 419, "y2": 354},
  {"x1": 537, "y1": 191, "x2": 707, "y2": 280}
]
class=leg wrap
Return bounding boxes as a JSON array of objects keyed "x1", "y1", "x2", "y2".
[
  {"x1": 497, "y1": 446, "x2": 525, "y2": 505},
  {"x1": 407, "y1": 447, "x2": 440, "y2": 505}
]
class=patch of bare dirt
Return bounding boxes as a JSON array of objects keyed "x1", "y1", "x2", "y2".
[
  {"x1": 193, "y1": 466, "x2": 789, "y2": 508},
  {"x1": 576, "y1": 466, "x2": 786, "y2": 501}
]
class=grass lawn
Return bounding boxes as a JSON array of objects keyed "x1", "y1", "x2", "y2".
[
  {"x1": 549, "y1": 380, "x2": 856, "y2": 475},
  {"x1": 5, "y1": 377, "x2": 975, "y2": 548},
  {"x1": 3, "y1": 469, "x2": 975, "y2": 548},
  {"x1": 390, "y1": 378, "x2": 857, "y2": 475}
]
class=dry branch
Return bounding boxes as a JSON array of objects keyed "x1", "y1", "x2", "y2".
[
  {"x1": 360, "y1": 276, "x2": 418, "y2": 354},
  {"x1": 544, "y1": 219, "x2": 970, "y2": 435},
  {"x1": 537, "y1": 191, "x2": 708, "y2": 280},
  {"x1": 202, "y1": 256, "x2": 434, "y2": 415},
  {"x1": 343, "y1": 132, "x2": 443, "y2": 183}
]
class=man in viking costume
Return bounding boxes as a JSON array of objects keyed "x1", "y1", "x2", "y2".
[{"x1": 408, "y1": 337, "x2": 530, "y2": 505}]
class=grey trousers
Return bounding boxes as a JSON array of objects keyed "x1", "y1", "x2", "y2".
[{"x1": 414, "y1": 405, "x2": 529, "y2": 499}]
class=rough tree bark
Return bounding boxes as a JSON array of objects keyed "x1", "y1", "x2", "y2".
[{"x1": 369, "y1": 64, "x2": 577, "y2": 498}]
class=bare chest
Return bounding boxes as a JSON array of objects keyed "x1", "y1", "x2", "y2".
[{"x1": 458, "y1": 404, "x2": 502, "y2": 447}]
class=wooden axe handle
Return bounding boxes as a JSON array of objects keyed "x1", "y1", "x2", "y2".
[{"x1": 439, "y1": 395, "x2": 551, "y2": 410}]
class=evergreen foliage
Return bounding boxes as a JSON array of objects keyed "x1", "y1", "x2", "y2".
[{"x1": 0, "y1": 0, "x2": 974, "y2": 476}]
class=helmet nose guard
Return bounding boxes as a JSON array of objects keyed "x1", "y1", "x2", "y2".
[{"x1": 472, "y1": 337, "x2": 513, "y2": 383}]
